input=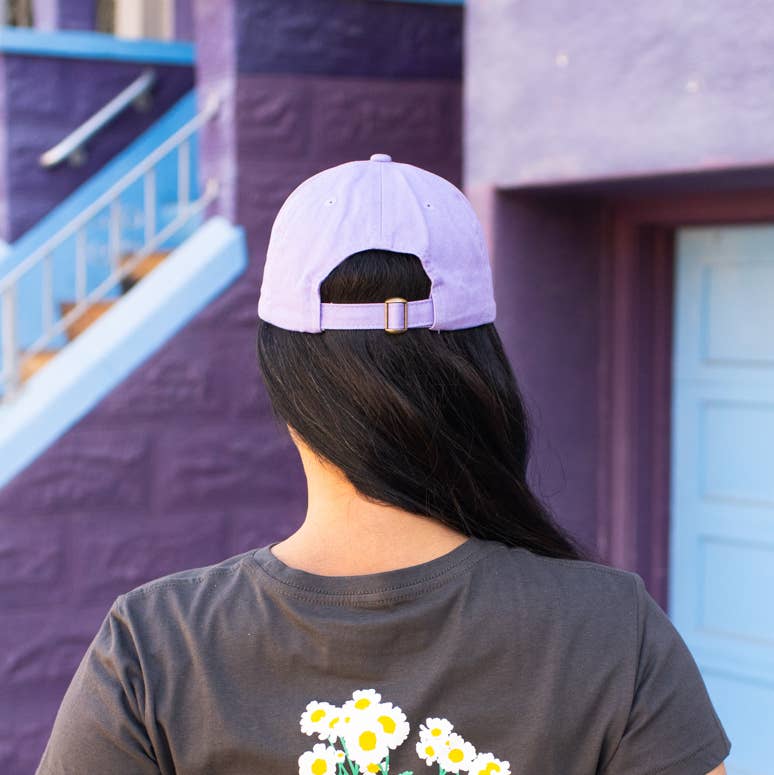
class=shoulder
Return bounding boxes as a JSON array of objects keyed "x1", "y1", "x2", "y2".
[
  {"x1": 478, "y1": 542, "x2": 646, "y2": 652},
  {"x1": 487, "y1": 541, "x2": 643, "y2": 606},
  {"x1": 114, "y1": 547, "x2": 261, "y2": 625},
  {"x1": 122, "y1": 547, "x2": 257, "y2": 598}
]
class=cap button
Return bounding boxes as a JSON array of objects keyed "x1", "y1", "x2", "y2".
[{"x1": 369, "y1": 153, "x2": 392, "y2": 162}]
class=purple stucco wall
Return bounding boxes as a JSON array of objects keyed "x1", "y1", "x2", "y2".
[
  {"x1": 175, "y1": 0, "x2": 194, "y2": 41},
  {"x1": 483, "y1": 191, "x2": 605, "y2": 555},
  {"x1": 1, "y1": 2, "x2": 463, "y2": 772},
  {"x1": 0, "y1": 57, "x2": 8, "y2": 242},
  {"x1": 0, "y1": 299, "x2": 299, "y2": 775},
  {"x1": 32, "y1": 0, "x2": 96, "y2": 31},
  {"x1": 462, "y1": 0, "x2": 774, "y2": 587},
  {"x1": 234, "y1": 0, "x2": 462, "y2": 78},
  {"x1": 465, "y1": 0, "x2": 774, "y2": 189},
  {"x1": 0, "y1": 55, "x2": 192, "y2": 240},
  {"x1": 194, "y1": 0, "x2": 237, "y2": 220}
]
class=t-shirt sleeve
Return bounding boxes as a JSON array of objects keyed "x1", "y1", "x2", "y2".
[
  {"x1": 600, "y1": 573, "x2": 732, "y2": 775},
  {"x1": 34, "y1": 594, "x2": 160, "y2": 775}
]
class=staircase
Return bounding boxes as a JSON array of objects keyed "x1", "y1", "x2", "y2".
[
  {"x1": 0, "y1": 92, "x2": 220, "y2": 401},
  {"x1": 19, "y1": 252, "x2": 169, "y2": 382},
  {"x1": 0, "y1": 215, "x2": 247, "y2": 490},
  {"x1": 0, "y1": 88, "x2": 248, "y2": 490}
]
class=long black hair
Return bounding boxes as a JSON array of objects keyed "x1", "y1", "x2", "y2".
[{"x1": 257, "y1": 249, "x2": 592, "y2": 561}]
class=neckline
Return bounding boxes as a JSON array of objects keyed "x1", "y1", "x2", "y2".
[{"x1": 249, "y1": 535, "x2": 498, "y2": 604}]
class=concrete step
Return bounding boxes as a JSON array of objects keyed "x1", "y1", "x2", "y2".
[
  {"x1": 16, "y1": 253, "x2": 169, "y2": 385},
  {"x1": 60, "y1": 300, "x2": 116, "y2": 340},
  {"x1": 120, "y1": 251, "x2": 170, "y2": 290},
  {"x1": 20, "y1": 350, "x2": 58, "y2": 382}
]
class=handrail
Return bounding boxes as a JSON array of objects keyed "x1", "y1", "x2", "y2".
[
  {"x1": 4, "y1": 93, "x2": 220, "y2": 294},
  {"x1": 1, "y1": 93, "x2": 221, "y2": 400},
  {"x1": 39, "y1": 68, "x2": 157, "y2": 169},
  {"x1": 21, "y1": 180, "x2": 219, "y2": 365}
]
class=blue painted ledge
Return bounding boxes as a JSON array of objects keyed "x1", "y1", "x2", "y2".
[
  {"x1": 0, "y1": 216, "x2": 247, "y2": 490},
  {"x1": 0, "y1": 27, "x2": 194, "y2": 64}
]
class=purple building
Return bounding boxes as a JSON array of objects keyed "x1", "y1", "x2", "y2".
[{"x1": 0, "y1": 1, "x2": 770, "y2": 772}]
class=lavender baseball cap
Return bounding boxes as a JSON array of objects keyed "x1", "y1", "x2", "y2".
[{"x1": 256, "y1": 153, "x2": 496, "y2": 334}]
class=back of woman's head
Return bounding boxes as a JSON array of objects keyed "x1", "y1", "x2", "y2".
[{"x1": 257, "y1": 248, "x2": 591, "y2": 561}]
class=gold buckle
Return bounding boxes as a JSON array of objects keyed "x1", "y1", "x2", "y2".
[{"x1": 384, "y1": 297, "x2": 408, "y2": 334}]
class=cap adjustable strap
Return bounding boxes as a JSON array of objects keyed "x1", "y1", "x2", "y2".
[{"x1": 320, "y1": 297, "x2": 434, "y2": 333}]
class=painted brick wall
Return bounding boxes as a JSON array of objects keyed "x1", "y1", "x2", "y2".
[
  {"x1": 0, "y1": 2, "x2": 463, "y2": 772},
  {"x1": 0, "y1": 55, "x2": 193, "y2": 241}
]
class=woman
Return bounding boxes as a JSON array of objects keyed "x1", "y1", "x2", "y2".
[{"x1": 35, "y1": 154, "x2": 731, "y2": 775}]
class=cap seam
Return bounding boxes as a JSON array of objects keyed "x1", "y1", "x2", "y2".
[{"x1": 379, "y1": 161, "x2": 384, "y2": 240}]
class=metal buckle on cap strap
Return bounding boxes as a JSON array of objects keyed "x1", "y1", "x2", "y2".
[{"x1": 384, "y1": 297, "x2": 408, "y2": 334}]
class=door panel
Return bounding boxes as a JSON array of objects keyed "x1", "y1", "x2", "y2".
[{"x1": 671, "y1": 225, "x2": 774, "y2": 775}]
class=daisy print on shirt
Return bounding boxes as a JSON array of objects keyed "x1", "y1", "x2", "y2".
[{"x1": 298, "y1": 688, "x2": 511, "y2": 775}]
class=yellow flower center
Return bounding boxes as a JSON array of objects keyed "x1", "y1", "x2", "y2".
[
  {"x1": 377, "y1": 715, "x2": 396, "y2": 734},
  {"x1": 425, "y1": 745, "x2": 435, "y2": 756},
  {"x1": 449, "y1": 748, "x2": 464, "y2": 763},
  {"x1": 311, "y1": 758, "x2": 328, "y2": 775},
  {"x1": 310, "y1": 709, "x2": 326, "y2": 722},
  {"x1": 328, "y1": 717, "x2": 340, "y2": 729},
  {"x1": 366, "y1": 765, "x2": 381, "y2": 773},
  {"x1": 359, "y1": 730, "x2": 378, "y2": 751},
  {"x1": 431, "y1": 728, "x2": 442, "y2": 736},
  {"x1": 355, "y1": 698, "x2": 371, "y2": 709}
]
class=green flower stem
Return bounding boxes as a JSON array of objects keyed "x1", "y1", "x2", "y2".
[{"x1": 339, "y1": 737, "x2": 360, "y2": 775}]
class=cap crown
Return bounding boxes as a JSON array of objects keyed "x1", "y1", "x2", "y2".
[{"x1": 257, "y1": 155, "x2": 496, "y2": 332}]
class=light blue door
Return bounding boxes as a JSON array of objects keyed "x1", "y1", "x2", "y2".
[{"x1": 671, "y1": 225, "x2": 774, "y2": 775}]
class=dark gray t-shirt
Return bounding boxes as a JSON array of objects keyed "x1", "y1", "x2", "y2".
[{"x1": 35, "y1": 536, "x2": 731, "y2": 775}]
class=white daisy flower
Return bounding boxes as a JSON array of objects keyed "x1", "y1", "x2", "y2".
[
  {"x1": 334, "y1": 750, "x2": 346, "y2": 763},
  {"x1": 416, "y1": 737, "x2": 440, "y2": 765},
  {"x1": 373, "y1": 702, "x2": 410, "y2": 750},
  {"x1": 418, "y1": 716, "x2": 454, "y2": 746},
  {"x1": 298, "y1": 742, "x2": 338, "y2": 775},
  {"x1": 437, "y1": 732, "x2": 477, "y2": 773},
  {"x1": 342, "y1": 713, "x2": 389, "y2": 770},
  {"x1": 470, "y1": 752, "x2": 511, "y2": 775},
  {"x1": 359, "y1": 761, "x2": 385, "y2": 774},
  {"x1": 321, "y1": 710, "x2": 348, "y2": 744},
  {"x1": 342, "y1": 688, "x2": 382, "y2": 715},
  {"x1": 300, "y1": 701, "x2": 341, "y2": 740}
]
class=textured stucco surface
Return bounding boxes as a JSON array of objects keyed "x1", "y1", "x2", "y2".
[
  {"x1": 0, "y1": 57, "x2": 8, "y2": 240},
  {"x1": 235, "y1": 0, "x2": 462, "y2": 79},
  {"x1": 32, "y1": 0, "x2": 96, "y2": 31},
  {"x1": 175, "y1": 0, "x2": 195, "y2": 41},
  {"x1": 1, "y1": 2, "x2": 464, "y2": 772},
  {"x1": 486, "y1": 191, "x2": 604, "y2": 555},
  {"x1": 0, "y1": 55, "x2": 192, "y2": 241},
  {"x1": 0, "y1": 308, "x2": 302, "y2": 774},
  {"x1": 465, "y1": 0, "x2": 774, "y2": 188}
]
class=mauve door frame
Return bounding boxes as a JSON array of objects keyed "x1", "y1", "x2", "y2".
[{"x1": 598, "y1": 186, "x2": 774, "y2": 611}]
